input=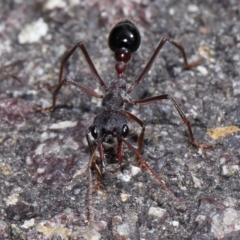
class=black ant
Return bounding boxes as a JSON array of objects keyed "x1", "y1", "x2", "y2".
[{"x1": 38, "y1": 20, "x2": 214, "y2": 227}]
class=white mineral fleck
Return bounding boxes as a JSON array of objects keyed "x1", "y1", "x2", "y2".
[
  {"x1": 121, "y1": 193, "x2": 128, "y2": 202},
  {"x1": 188, "y1": 5, "x2": 199, "y2": 12},
  {"x1": 148, "y1": 207, "x2": 166, "y2": 219},
  {"x1": 18, "y1": 18, "x2": 48, "y2": 44},
  {"x1": 197, "y1": 65, "x2": 208, "y2": 76},
  {"x1": 5, "y1": 193, "x2": 19, "y2": 206},
  {"x1": 35, "y1": 143, "x2": 45, "y2": 155},
  {"x1": 232, "y1": 81, "x2": 240, "y2": 96},
  {"x1": 221, "y1": 164, "x2": 239, "y2": 177},
  {"x1": 117, "y1": 224, "x2": 130, "y2": 235},
  {"x1": 172, "y1": 221, "x2": 179, "y2": 227},
  {"x1": 43, "y1": 0, "x2": 67, "y2": 10},
  {"x1": 21, "y1": 218, "x2": 35, "y2": 229},
  {"x1": 49, "y1": 121, "x2": 78, "y2": 129}
]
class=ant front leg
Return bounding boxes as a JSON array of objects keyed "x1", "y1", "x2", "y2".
[
  {"x1": 86, "y1": 130, "x2": 103, "y2": 193},
  {"x1": 128, "y1": 38, "x2": 203, "y2": 93},
  {"x1": 86, "y1": 136, "x2": 104, "y2": 228},
  {"x1": 124, "y1": 110, "x2": 146, "y2": 153},
  {"x1": 38, "y1": 42, "x2": 106, "y2": 111},
  {"x1": 131, "y1": 95, "x2": 214, "y2": 151},
  {"x1": 120, "y1": 137, "x2": 180, "y2": 203}
]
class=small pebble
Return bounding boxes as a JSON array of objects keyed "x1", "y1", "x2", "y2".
[
  {"x1": 232, "y1": 81, "x2": 240, "y2": 96},
  {"x1": 148, "y1": 207, "x2": 166, "y2": 219},
  {"x1": 49, "y1": 121, "x2": 78, "y2": 129},
  {"x1": 221, "y1": 165, "x2": 239, "y2": 177},
  {"x1": 18, "y1": 18, "x2": 48, "y2": 44},
  {"x1": 43, "y1": 0, "x2": 67, "y2": 10},
  {"x1": 188, "y1": 5, "x2": 199, "y2": 13}
]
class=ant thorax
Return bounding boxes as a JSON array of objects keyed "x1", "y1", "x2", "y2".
[{"x1": 103, "y1": 78, "x2": 131, "y2": 110}]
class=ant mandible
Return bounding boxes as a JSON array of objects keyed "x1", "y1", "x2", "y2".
[{"x1": 38, "y1": 20, "x2": 214, "y2": 227}]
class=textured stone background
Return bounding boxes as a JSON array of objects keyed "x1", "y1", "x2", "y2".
[{"x1": 0, "y1": 0, "x2": 240, "y2": 239}]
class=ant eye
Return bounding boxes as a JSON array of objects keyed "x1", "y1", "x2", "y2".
[
  {"x1": 91, "y1": 126, "x2": 98, "y2": 139},
  {"x1": 122, "y1": 124, "x2": 129, "y2": 138}
]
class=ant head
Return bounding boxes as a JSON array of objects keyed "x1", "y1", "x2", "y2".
[{"x1": 91, "y1": 110, "x2": 129, "y2": 143}]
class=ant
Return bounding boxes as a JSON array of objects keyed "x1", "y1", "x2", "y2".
[{"x1": 38, "y1": 20, "x2": 214, "y2": 227}]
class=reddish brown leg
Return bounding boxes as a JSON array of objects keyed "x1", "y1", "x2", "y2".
[
  {"x1": 124, "y1": 110, "x2": 146, "y2": 153},
  {"x1": 131, "y1": 95, "x2": 214, "y2": 150},
  {"x1": 38, "y1": 78, "x2": 103, "y2": 111},
  {"x1": 99, "y1": 139, "x2": 123, "y2": 173},
  {"x1": 86, "y1": 131, "x2": 103, "y2": 193},
  {"x1": 116, "y1": 139, "x2": 124, "y2": 165},
  {"x1": 127, "y1": 38, "x2": 203, "y2": 93},
  {"x1": 86, "y1": 132, "x2": 107, "y2": 227},
  {"x1": 38, "y1": 42, "x2": 106, "y2": 111},
  {"x1": 87, "y1": 149, "x2": 95, "y2": 228},
  {"x1": 58, "y1": 42, "x2": 106, "y2": 87},
  {"x1": 124, "y1": 111, "x2": 146, "y2": 168},
  {"x1": 92, "y1": 161, "x2": 102, "y2": 194},
  {"x1": 86, "y1": 129, "x2": 96, "y2": 156},
  {"x1": 120, "y1": 138, "x2": 180, "y2": 203}
]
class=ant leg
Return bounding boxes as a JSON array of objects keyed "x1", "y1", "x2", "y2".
[
  {"x1": 90, "y1": 140, "x2": 123, "y2": 191},
  {"x1": 124, "y1": 111, "x2": 147, "y2": 175},
  {"x1": 86, "y1": 128, "x2": 96, "y2": 156},
  {"x1": 92, "y1": 161, "x2": 102, "y2": 193},
  {"x1": 59, "y1": 42, "x2": 106, "y2": 87},
  {"x1": 65, "y1": 78, "x2": 103, "y2": 98},
  {"x1": 87, "y1": 151, "x2": 94, "y2": 228},
  {"x1": 131, "y1": 95, "x2": 214, "y2": 150},
  {"x1": 86, "y1": 130, "x2": 102, "y2": 193},
  {"x1": 128, "y1": 38, "x2": 202, "y2": 93},
  {"x1": 117, "y1": 138, "x2": 124, "y2": 166},
  {"x1": 39, "y1": 42, "x2": 106, "y2": 111},
  {"x1": 86, "y1": 138, "x2": 104, "y2": 228},
  {"x1": 124, "y1": 110, "x2": 145, "y2": 153},
  {"x1": 120, "y1": 137, "x2": 180, "y2": 203},
  {"x1": 38, "y1": 77, "x2": 103, "y2": 111},
  {"x1": 99, "y1": 140, "x2": 123, "y2": 173}
]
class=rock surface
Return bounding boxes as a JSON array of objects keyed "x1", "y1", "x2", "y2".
[{"x1": 0, "y1": 0, "x2": 239, "y2": 239}]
